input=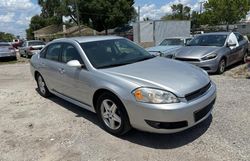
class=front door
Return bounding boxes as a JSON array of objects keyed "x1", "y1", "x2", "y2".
[{"x1": 58, "y1": 43, "x2": 92, "y2": 106}]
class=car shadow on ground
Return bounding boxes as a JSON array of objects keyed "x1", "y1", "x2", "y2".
[{"x1": 43, "y1": 91, "x2": 213, "y2": 149}]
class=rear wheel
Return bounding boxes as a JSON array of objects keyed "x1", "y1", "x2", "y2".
[
  {"x1": 36, "y1": 74, "x2": 51, "y2": 97},
  {"x1": 217, "y1": 59, "x2": 226, "y2": 74},
  {"x1": 96, "y1": 92, "x2": 131, "y2": 135}
]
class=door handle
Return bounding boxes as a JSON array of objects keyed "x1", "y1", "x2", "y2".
[{"x1": 58, "y1": 68, "x2": 65, "y2": 74}]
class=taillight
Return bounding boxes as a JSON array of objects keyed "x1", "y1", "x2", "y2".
[{"x1": 29, "y1": 47, "x2": 34, "y2": 51}]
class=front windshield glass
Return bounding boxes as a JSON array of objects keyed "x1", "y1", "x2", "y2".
[
  {"x1": 160, "y1": 39, "x2": 184, "y2": 46},
  {"x1": 80, "y1": 39, "x2": 154, "y2": 69},
  {"x1": 187, "y1": 34, "x2": 227, "y2": 47}
]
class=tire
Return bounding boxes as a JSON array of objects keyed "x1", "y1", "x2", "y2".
[
  {"x1": 243, "y1": 52, "x2": 248, "y2": 63},
  {"x1": 96, "y1": 92, "x2": 131, "y2": 136},
  {"x1": 216, "y1": 58, "x2": 226, "y2": 74},
  {"x1": 36, "y1": 73, "x2": 51, "y2": 98}
]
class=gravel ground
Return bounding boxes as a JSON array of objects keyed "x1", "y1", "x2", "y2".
[{"x1": 0, "y1": 63, "x2": 249, "y2": 161}]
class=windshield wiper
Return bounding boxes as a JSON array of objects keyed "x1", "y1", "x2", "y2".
[
  {"x1": 135, "y1": 56, "x2": 155, "y2": 62},
  {"x1": 98, "y1": 62, "x2": 132, "y2": 69}
]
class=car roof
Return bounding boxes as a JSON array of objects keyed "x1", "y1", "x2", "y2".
[
  {"x1": 163, "y1": 37, "x2": 192, "y2": 39},
  {"x1": 0, "y1": 42, "x2": 10, "y2": 45},
  {"x1": 200, "y1": 32, "x2": 231, "y2": 36},
  {"x1": 54, "y1": 36, "x2": 123, "y2": 43},
  {"x1": 27, "y1": 40, "x2": 44, "y2": 42}
]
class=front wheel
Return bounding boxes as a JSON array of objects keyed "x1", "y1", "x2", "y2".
[
  {"x1": 217, "y1": 59, "x2": 226, "y2": 74},
  {"x1": 96, "y1": 93, "x2": 131, "y2": 136},
  {"x1": 243, "y1": 52, "x2": 248, "y2": 63}
]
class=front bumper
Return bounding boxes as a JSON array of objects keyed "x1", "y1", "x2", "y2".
[
  {"x1": 124, "y1": 81, "x2": 216, "y2": 133},
  {"x1": 175, "y1": 58, "x2": 219, "y2": 73}
]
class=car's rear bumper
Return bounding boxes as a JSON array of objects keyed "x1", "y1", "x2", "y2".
[
  {"x1": 124, "y1": 81, "x2": 216, "y2": 133},
  {"x1": 27, "y1": 50, "x2": 40, "y2": 56},
  {"x1": 0, "y1": 52, "x2": 16, "y2": 58}
]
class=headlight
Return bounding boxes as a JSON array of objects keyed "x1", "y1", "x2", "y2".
[
  {"x1": 202, "y1": 53, "x2": 217, "y2": 60},
  {"x1": 132, "y1": 88, "x2": 179, "y2": 104}
]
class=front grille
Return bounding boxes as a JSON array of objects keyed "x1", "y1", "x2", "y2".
[
  {"x1": 145, "y1": 120, "x2": 188, "y2": 129},
  {"x1": 194, "y1": 99, "x2": 215, "y2": 122},
  {"x1": 185, "y1": 82, "x2": 211, "y2": 101},
  {"x1": 175, "y1": 57, "x2": 200, "y2": 62}
]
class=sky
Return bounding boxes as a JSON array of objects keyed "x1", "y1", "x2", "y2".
[{"x1": 0, "y1": 0, "x2": 247, "y2": 38}]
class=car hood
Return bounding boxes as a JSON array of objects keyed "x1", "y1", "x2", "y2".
[
  {"x1": 146, "y1": 45, "x2": 181, "y2": 53},
  {"x1": 175, "y1": 46, "x2": 221, "y2": 58},
  {"x1": 101, "y1": 57, "x2": 210, "y2": 97}
]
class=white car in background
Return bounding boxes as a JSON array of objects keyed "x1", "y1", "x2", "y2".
[{"x1": 146, "y1": 37, "x2": 192, "y2": 58}]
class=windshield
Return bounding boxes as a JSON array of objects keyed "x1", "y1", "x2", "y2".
[
  {"x1": 28, "y1": 41, "x2": 45, "y2": 46},
  {"x1": 160, "y1": 39, "x2": 184, "y2": 46},
  {"x1": 80, "y1": 39, "x2": 154, "y2": 69},
  {"x1": 187, "y1": 34, "x2": 227, "y2": 47}
]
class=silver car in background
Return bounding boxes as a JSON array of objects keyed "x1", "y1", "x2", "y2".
[
  {"x1": 0, "y1": 42, "x2": 16, "y2": 60},
  {"x1": 146, "y1": 37, "x2": 192, "y2": 58},
  {"x1": 174, "y1": 32, "x2": 249, "y2": 74},
  {"x1": 30, "y1": 36, "x2": 216, "y2": 135},
  {"x1": 19, "y1": 40, "x2": 45, "y2": 58}
]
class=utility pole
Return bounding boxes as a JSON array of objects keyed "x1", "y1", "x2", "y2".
[
  {"x1": 137, "y1": 6, "x2": 141, "y2": 43},
  {"x1": 199, "y1": 1, "x2": 205, "y2": 14},
  {"x1": 75, "y1": 0, "x2": 81, "y2": 35}
]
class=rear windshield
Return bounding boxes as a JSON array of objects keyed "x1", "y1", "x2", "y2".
[
  {"x1": 0, "y1": 43, "x2": 11, "y2": 47},
  {"x1": 28, "y1": 41, "x2": 45, "y2": 46}
]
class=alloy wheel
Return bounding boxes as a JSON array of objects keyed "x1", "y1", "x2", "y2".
[
  {"x1": 38, "y1": 76, "x2": 46, "y2": 95},
  {"x1": 100, "y1": 99, "x2": 122, "y2": 130}
]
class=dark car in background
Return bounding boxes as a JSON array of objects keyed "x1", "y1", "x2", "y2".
[
  {"x1": 19, "y1": 40, "x2": 45, "y2": 58},
  {"x1": 0, "y1": 42, "x2": 16, "y2": 60},
  {"x1": 173, "y1": 32, "x2": 248, "y2": 74}
]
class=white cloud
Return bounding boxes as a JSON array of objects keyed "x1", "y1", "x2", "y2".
[
  {"x1": 0, "y1": 12, "x2": 15, "y2": 23},
  {"x1": 138, "y1": 0, "x2": 202, "y2": 21},
  {"x1": 0, "y1": 0, "x2": 41, "y2": 38}
]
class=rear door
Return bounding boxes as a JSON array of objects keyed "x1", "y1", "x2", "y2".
[{"x1": 39, "y1": 43, "x2": 65, "y2": 92}]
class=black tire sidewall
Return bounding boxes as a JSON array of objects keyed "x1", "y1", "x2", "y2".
[
  {"x1": 96, "y1": 93, "x2": 131, "y2": 136},
  {"x1": 36, "y1": 74, "x2": 50, "y2": 98},
  {"x1": 217, "y1": 59, "x2": 226, "y2": 74}
]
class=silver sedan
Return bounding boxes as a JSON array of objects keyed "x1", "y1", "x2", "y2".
[{"x1": 30, "y1": 36, "x2": 216, "y2": 135}]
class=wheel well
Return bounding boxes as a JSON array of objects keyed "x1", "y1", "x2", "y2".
[
  {"x1": 92, "y1": 89, "x2": 119, "y2": 111},
  {"x1": 221, "y1": 56, "x2": 227, "y2": 65},
  {"x1": 34, "y1": 71, "x2": 40, "y2": 81}
]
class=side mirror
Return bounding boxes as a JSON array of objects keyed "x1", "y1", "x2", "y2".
[
  {"x1": 227, "y1": 42, "x2": 236, "y2": 47},
  {"x1": 67, "y1": 60, "x2": 84, "y2": 68}
]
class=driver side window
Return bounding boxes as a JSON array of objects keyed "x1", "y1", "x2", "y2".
[{"x1": 61, "y1": 44, "x2": 84, "y2": 64}]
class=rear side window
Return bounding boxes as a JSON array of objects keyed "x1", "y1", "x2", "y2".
[
  {"x1": 61, "y1": 44, "x2": 83, "y2": 64},
  {"x1": 45, "y1": 44, "x2": 62, "y2": 61}
]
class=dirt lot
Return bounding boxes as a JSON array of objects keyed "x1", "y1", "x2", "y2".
[{"x1": 0, "y1": 62, "x2": 249, "y2": 161}]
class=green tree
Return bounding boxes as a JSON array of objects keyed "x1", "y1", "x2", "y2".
[
  {"x1": 0, "y1": 32, "x2": 15, "y2": 41},
  {"x1": 161, "y1": 3, "x2": 191, "y2": 20},
  {"x1": 78, "y1": 0, "x2": 136, "y2": 34},
  {"x1": 202, "y1": 0, "x2": 250, "y2": 30}
]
